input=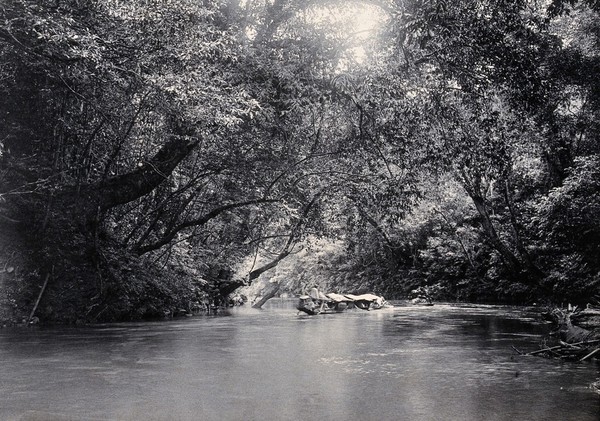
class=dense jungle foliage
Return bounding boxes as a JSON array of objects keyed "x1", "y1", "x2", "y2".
[{"x1": 0, "y1": 0, "x2": 599, "y2": 322}]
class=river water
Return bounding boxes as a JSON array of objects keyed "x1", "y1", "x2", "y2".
[{"x1": 0, "y1": 302, "x2": 598, "y2": 421}]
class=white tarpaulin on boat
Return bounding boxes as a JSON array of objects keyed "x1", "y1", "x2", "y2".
[
  {"x1": 344, "y1": 293, "x2": 381, "y2": 302},
  {"x1": 326, "y1": 293, "x2": 349, "y2": 302}
]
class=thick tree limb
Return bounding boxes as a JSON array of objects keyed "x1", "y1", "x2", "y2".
[
  {"x1": 71, "y1": 136, "x2": 199, "y2": 213},
  {"x1": 248, "y1": 248, "x2": 292, "y2": 282},
  {"x1": 470, "y1": 194, "x2": 523, "y2": 277},
  {"x1": 251, "y1": 281, "x2": 281, "y2": 309}
]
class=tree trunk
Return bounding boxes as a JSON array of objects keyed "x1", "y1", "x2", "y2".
[
  {"x1": 435, "y1": 208, "x2": 479, "y2": 273},
  {"x1": 502, "y1": 179, "x2": 544, "y2": 280},
  {"x1": 470, "y1": 194, "x2": 523, "y2": 278},
  {"x1": 252, "y1": 281, "x2": 281, "y2": 309}
]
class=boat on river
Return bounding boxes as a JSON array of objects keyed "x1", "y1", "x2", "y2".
[
  {"x1": 296, "y1": 292, "x2": 350, "y2": 315},
  {"x1": 296, "y1": 291, "x2": 391, "y2": 315}
]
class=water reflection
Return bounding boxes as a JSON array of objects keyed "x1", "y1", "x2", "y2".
[{"x1": 0, "y1": 303, "x2": 598, "y2": 420}]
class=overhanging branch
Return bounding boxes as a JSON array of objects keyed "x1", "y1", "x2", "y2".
[{"x1": 135, "y1": 198, "x2": 279, "y2": 255}]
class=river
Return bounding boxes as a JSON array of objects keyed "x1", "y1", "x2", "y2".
[{"x1": 0, "y1": 302, "x2": 598, "y2": 421}]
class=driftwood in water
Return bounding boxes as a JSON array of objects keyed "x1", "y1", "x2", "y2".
[
  {"x1": 524, "y1": 338, "x2": 600, "y2": 357},
  {"x1": 524, "y1": 308, "x2": 600, "y2": 361},
  {"x1": 544, "y1": 308, "x2": 600, "y2": 343},
  {"x1": 579, "y1": 347, "x2": 600, "y2": 362}
]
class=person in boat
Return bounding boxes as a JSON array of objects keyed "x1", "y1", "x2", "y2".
[
  {"x1": 309, "y1": 286, "x2": 327, "y2": 312},
  {"x1": 298, "y1": 296, "x2": 318, "y2": 313}
]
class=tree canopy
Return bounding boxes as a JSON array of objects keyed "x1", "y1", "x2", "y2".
[{"x1": 1, "y1": 0, "x2": 598, "y2": 321}]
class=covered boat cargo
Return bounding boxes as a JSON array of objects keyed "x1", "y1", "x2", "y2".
[
  {"x1": 296, "y1": 291, "x2": 352, "y2": 315},
  {"x1": 345, "y1": 294, "x2": 391, "y2": 310}
]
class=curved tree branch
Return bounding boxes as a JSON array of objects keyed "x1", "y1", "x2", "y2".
[
  {"x1": 70, "y1": 135, "x2": 200, "y2": 214},
  {"x1": 247, "y1": 190, "x2": 324, "y2": 282},
  {"x1": 135, "y1": 198, "x2": 279, "y2": 255}
]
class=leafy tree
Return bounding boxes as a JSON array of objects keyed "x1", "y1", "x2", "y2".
[
  {"x1": 534, "y1": 155, "x2": 600, "y2": 304},
  {"x1": 2, "y1": 0, "x2": 600, "y2": 320}
]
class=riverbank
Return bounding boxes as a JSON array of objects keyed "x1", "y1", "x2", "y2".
[
  {"x1": 543, "y1": 307, "x2": 600, "y2": 342},
  {"x1": 0, "y1": 222, "x2": 225, "y2": 326},
  {"x1": 0, "y1": 223, "x2": 32, "y2": 327}
]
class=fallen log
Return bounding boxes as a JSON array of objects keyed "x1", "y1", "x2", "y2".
[
  {"x1": 560, "y1": 340, "x2": 583, "y2": 350},
  {"x1": 579, "y1": 348, "x2": 600, "y2": 362},
  {"x1": 527, "y1": 344, "x2": 564, "y2": 356},
  {"x1": 526, "y1": 338, "x2": 600, "y2": 356},
  {"x1": 27, "y1": 272, "x2": 50, "y2": 325}
]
